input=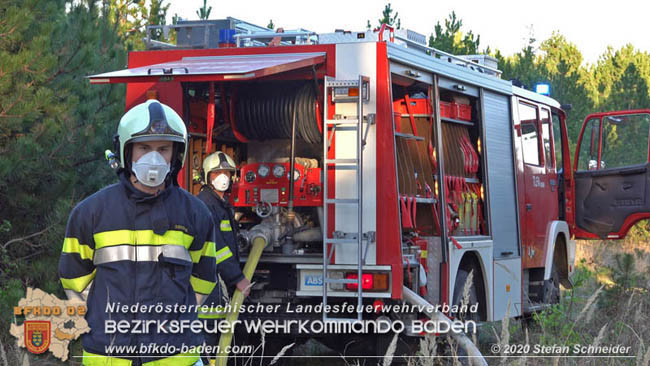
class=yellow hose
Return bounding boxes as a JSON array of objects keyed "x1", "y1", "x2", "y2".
[{"x1": 215, "y1": 237, "x2": 267, "y2": 366}]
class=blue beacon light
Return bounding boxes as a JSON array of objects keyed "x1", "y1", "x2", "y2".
[{"x1": 535, "y1": 83, "x2": 551, "y2": 96}]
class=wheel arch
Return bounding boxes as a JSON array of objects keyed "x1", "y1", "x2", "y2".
[
  {"x1": 543, "y1": 221, "x2": 574, "y2": 288},
  {"x1": 453, "y1": 251, "x2": 489, "y2": 321}
]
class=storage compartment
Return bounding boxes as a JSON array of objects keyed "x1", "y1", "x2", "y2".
[
  {"x1": 439, "y1": 90, "x2": 487, "y2": 236},
  {"x1": 182, "y1": 79, "x2": 326, "y2": 257},
  {"x1": 391, "y1": 83, "x2": 439, "y2": 237}
]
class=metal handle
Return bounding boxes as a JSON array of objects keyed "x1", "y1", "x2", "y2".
[{"x1": 147, "y1": 67, "x2": 189, "y2": 75}]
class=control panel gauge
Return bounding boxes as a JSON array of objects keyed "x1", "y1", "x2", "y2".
[
  {"x1": 272, "y1": 164, "x2": 286, "y2": 178},
  {"x1": 257, "y1": 164, "x2": 270, "y2": 178},
  {"x1": 245, "y1": 171, "x2": 256, "y2": 183}
]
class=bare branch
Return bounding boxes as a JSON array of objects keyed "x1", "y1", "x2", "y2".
[{"x1": 2, "y1": 224, "x2": 55, "y2": 250}]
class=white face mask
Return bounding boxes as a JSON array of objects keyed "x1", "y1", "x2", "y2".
[
  {"x1": 212, "y1": 173, "x2": 230, "y2": 192},
  {"x1": 131, "y1": 151, "x2": 170, "y2": 187}
]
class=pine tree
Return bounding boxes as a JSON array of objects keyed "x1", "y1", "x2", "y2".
[
  {"x1": 378, "y1": 3, "x2": 400, "y2": 29},
  {"x1": 0, "y1": 0, "x2": 126, "y2": 342},
  {"x1": 196, "y1": 0, "x2": 212, "y2": 20},
  {"x1": 428, "y1": 12, "x2": 480, "y2": 55}
]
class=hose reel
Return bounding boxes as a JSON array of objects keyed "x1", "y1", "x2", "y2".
[{"x1": 233, "y1": 82, "x2": 321, "y2": 143}]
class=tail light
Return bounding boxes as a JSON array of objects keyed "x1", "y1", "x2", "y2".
[{"x1": 345, "y1": 272, "x2": 389, "y2": 291}]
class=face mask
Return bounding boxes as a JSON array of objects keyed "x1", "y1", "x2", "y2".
[
  {"x1": 131, "y1": 151, "x2": 170, "y2": 187},
  {"x1": 212, "y1": 173, "x2": 230, "y2": 192}
]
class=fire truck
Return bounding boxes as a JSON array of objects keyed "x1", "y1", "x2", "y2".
[{"x1": 89, "y1": 18, "x2": 649, "y2": 336}]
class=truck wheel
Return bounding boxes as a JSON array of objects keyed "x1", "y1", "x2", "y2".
[
  {"x1": 452, "y1": 268, "x2": 481, "y2": 322},
  {"x1": 543, "y1": 262, "x2": 561, "y2": 304}
]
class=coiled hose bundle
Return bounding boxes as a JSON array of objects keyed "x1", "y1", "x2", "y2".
[{"x1": 234, "y1": 82, "x2": 321, "y2": 143}]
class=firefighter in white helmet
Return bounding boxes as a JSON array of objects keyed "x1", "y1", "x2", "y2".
[
  {"x1": 196, "y1": 151, "x2": 250, "y2": 363},
  {"x1": 58, "y1": 99, "x2": 216, "y2": 366}
]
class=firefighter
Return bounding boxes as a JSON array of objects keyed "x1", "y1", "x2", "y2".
[
  {"x1": 196, "y1": 151, "x2": 251, "y2": 364},
  {"x1": 58, "y1": 100, "x2": 224, "y2": 366}
]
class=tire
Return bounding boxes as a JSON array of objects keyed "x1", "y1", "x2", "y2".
[{"x1": 543, "y1": 262, "x2": 561, "y2": 304}]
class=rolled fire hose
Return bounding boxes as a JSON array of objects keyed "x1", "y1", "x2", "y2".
[
  {"x1": 402, "y1": 286, "x2": 487, "y2": 366},
  {"x1": 215, "y1": 236, "x2": 267, "y2": 366}
]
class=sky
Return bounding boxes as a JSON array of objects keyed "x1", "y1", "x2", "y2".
[{"x1": 166, "y1": 0, "x2": 649, "y2": 65}]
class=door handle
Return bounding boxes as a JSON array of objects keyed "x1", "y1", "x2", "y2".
[{"x1": 526, "y1": 203, "x2": 532, "y2": 211}]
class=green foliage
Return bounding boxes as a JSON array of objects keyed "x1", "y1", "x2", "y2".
[
  {"x1": 494, "y1": 29, "x2": 650, "y2": 156},
  {"x1": 0, "y1": 0, "x2": 125, "y2": 339},
  {"x1": 104, "y1": 0, "x2": 170, "y2": 50},
  {"x1": 146, "y1": 0, "x2": 171, "y2": 41},
  {"x1": 428, "y1": 12, "x2": 480, "y2": 55},
  {"x1": 267, "y1": 19, "x2": 274, "y2": 30},
  {"x1": 378, "y1": 3, "x2": 400, "y2": 29},
  {"x1": 533, "y1": 303, "x2": 583, "y2": 346},
  {"x1": 196, "y1": 0, "x2": 212, "y2": 20},
  {"x1": 600, "y1": 253, "x2": 644, "y2": 308}
]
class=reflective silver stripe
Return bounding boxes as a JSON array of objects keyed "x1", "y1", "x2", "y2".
[
  {"x1": 94, "y1": 245, "x2": 191, "y2": 265},
  {"x1": 196, "y1": 293, "x2": 208, "y2": 306},
  {"x1": 161, "y1": 245, "x2": 192, "y2": 262},
  {"x1": 220, "y1": 220, "x2": 232, "y2": 231},
  {"x1": 65, "y1": 290, "x2": 84, "y2": 302},
  {"x1": 65, "y1": 280, "x2": 92, "y2": 303},
  {"x1": 214, "y1": 247, "x2": 233, "y2": 263}
]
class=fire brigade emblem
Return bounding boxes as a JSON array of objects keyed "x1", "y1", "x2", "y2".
[{"x1": 24, "y1": 321, "x2": 51, "y2": 354}]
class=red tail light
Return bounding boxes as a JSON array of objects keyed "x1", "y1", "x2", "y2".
[
  {"x1": 345, "y1": 273, "x2": 373, "y2": 290},
  {"x1": 344, "y1": 273, "x2": 389, "y2": 291}
]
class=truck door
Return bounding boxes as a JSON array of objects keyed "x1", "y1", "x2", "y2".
[
  {"x1": 517, "y1": 101, "x2": 559, "y2": 268},
  {"x1": 573, "y1": 110, "x2": 650, "y2": 239}
]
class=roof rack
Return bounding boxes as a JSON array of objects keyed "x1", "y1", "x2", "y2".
[
  {"x1": 234, "y1": 31, "x2": 318, "y2": 47},
  {"x1": 143, "y1": 18, "x2": 501, "y2": 78},
  {"x1": 389, "y1": 28, "x2": 501, "y2": 77}
]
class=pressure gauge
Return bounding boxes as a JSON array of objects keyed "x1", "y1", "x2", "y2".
[
  {"x1": 245, "y1": 171, "x2": 256, "y2": 183},
  {"x1": 272, "y1": 164, "x2": 286, "y2": 178},
  {"x1": 287, "y1": 169, "x2": 300, "y2": 181},
  {"x1": 257, "y1": 164, "x2": 270, "y2": 178}
]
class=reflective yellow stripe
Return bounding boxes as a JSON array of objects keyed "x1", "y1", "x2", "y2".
[
  {"x1": 189, "y1": 241, "x2": 216, "y2": 263},
  {"x1": 83, "y1": 350, "x2": 199, "y2": 366},
  {"x1": 60, "y1": 269, "x2": 96, "y2": 293},
  {"x1": 83, "y1": 350, "x2": 132, "y2": 365},
  {"x1": 62, "y1": 237, "x2": 94, "y2": 261},
  {"x1": 94, "y1": 230, "x2": 194, "y2": 249},
  {"x1": 220, "y1": 220, "x2": 232, "y2": 232},
  {"x1": 145, "y1": 351, "x2": 199, "y2": 366},
  {"x1": 198, "y1": 311, "x2": 227, "y2": 319},
  {"x1": 215, "y1": 247, "x2": 233, "y2": 264},
  {"x1": 198, "y1": 306, "x2": 227, "y2": 319},
  {"x1": 421, "y1": 250, "x2": 428, "y2": 259},
  {"x1": 190, "y1": 275, "x2": 216, "y2": 295}
]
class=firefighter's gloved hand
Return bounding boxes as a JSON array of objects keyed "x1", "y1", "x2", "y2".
[{"x1": 236, "y1": 278, "x2": 252, "y2": 298}]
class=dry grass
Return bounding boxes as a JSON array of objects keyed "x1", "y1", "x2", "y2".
[
  {"x1": 382, "y1": 333, "x2": 398, "y2": 366},
  {"x1": 483, "y1": 238, "x2": 650, "y2": 366}
]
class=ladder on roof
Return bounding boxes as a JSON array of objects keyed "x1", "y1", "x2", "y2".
[{"x1": 322, "y1": 75, "x2": 370, "y2": 322}]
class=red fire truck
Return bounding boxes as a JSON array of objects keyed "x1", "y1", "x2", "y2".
[{"x1": 89, "y1": 18, "x2": 649, "y2": 335}]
